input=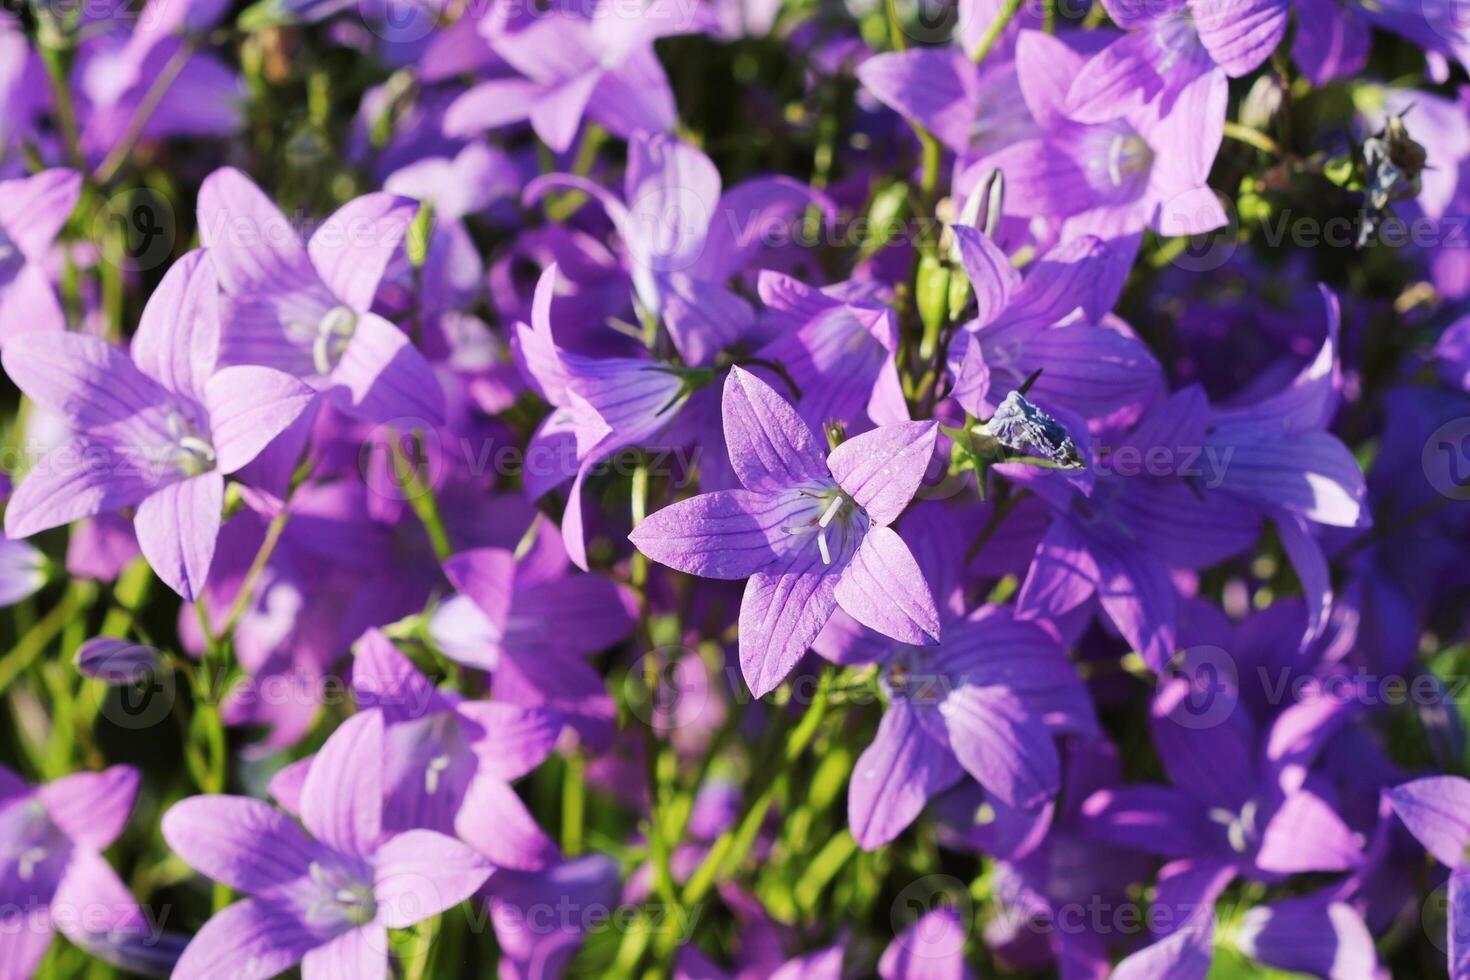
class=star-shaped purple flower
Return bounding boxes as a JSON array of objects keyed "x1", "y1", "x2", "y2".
[
  {"x1": 629, "y1": 366, "x2": 942, "y2": 696},
  {"x1": 0, "y1": 764, "x2": 184, "y2": 977},
  {"x1": 2, "y1": 249, "x2": 316, "y2": 600},
  {"x1": 198, "y1": 167, "x2": 444, "y2": 428},
  {"x1": 163, "y1": 710, "x2": 492, "y2": 980}
]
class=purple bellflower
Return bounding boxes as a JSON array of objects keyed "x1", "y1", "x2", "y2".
[
  {"x1": 162, "y1": 710, "x2": 492, "y2": 980},
  {"x1": 986, "y1": 30, "x2": 1228, "y2": 240},
  {"x1": 266, "y1": 629, "x2": 565, "y2": 872},
  {"x1": 629, "y1": 366, "x2": 942, "y2": 697},
  {"x1": 0, "y1": 765, "x2": 184, "y2": 978},
  {"x1": 1015, "y1": 388, "x2": 1260, "y2": 672},
  {"x1": 817, "y1": 505, "x2": 1097, "y2": 849},
  {"x1": 944, "y1": 225, "x2": 1162, "y2": 422},
  {"x1": 198, "y1": 167, "x2": 445, "y2": 427},
  {"x1": 2, "y1": 249, "x2": 316, "y2": 600},
  {"x1": 443, "y1": 0, "x2": 707, "y2": 152},
  {"x1": 1065, "y1": 0, "x2": 1289, "y2": 124},
  {"x1": 514, "y1": 262, "x2": 714, "y2": 570},
  {"x1": 1196, "y1": 286, "x2": 1368, "y2": 642},
  {"x1": 526, "y1": 130, "x2": 832, "y2": 366}
]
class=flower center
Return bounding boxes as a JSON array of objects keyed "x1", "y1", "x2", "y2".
[
  {"x1": 311, "y1": 306, "x2": 359, "y2": 375},
  {"x1": 307, "y1": 860, "x2": 377, "y2": 927},
  {"x1": 0, "y1": 801, "x2": 65, "y2": 882},
  {"x1": 782, "y1": 486, "x2": 861, "y2": 566},
  {"x1": 1106, "y1": 132, "x2": 1153, "y2": 191},
  {"x1": 164, "y1": 411, "x2": 217, "y2": 477},
  {"x1": 1151, "y1": 12, "x2": 1200, "y2": 72},
  {"x1": 1209, "y1": 799, "x2": 1260, "y2": 855}
]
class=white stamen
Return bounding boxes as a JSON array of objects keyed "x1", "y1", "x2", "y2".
[
  {"x1": 425, "y1": 753, "x2": 452, "y2": 794},
  {"x1": 18, "y1": 846, "x2": 46, "y2": 881},
  {"x1": 817, "y1": 529, "x2": 832, "y2": 566},
  {"x1": 312, "y1": 331, "x2": 336, "y2": 375},
  {"x1": 818, "y1": 494, "x2": 844, "y2": 529},
  {"x1": 1108, "y1": 136, "x2": 1127, "y2": 188}
]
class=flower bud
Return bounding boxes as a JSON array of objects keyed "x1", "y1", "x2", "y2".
[{"x1": 74, "y1": 638, "x2": 161, "y2": 685}]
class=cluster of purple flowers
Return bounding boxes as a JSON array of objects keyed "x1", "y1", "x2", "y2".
[{"x1": 2, "y1": 0, "x2": 1470, "y2": 976}]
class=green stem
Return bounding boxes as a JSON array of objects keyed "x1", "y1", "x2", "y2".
[
  {"x1": 629, "y1": 460, "x2": 678, "y2": 969},
  {"x1": 94, "y1": 37, "x2": 199, "y2": 184},
  {"x1": 38, "y1": 45, "x2": 85, "y2": 172},
  {"x1": 219, "y1": 507, "x2": 291, "y2": 640},
  {"x1": 0, "y1": 581, "x2": 94, "y2": 699},
  {"x1": 545, "y1": 124, "x2": 609, "y2": 222},
  {"x1": 972, "y1": 0, "x2": 1025, "y2": 64},
  {"x1": 562, "y1": 751, "x2": 585, "y2": 857},
  {"x1": 884, "y1": 0, "x2": 907, "y2": 51},
  {"x1": 678, "y1": 668, "x2": 835, "y2": 911},
  {"x1": 391, "y1": 430, "x2": 453, "y2": 560}
]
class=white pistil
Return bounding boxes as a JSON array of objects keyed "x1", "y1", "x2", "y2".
[
  {"x1": 425, "y1": 753, "x2": 452, "y2": 794},
  {"x1": 17, "y1": 845, "x2": 46, "y2": 881}
]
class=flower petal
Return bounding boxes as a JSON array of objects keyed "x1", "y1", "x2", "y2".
[
  {"x1": 172, "y1": 897, "x2": 323, "y2": 980},
  {"x1": 300, "y1": 710, "x2": 384, "y2": 858},
  {"x1": 4, "y1": 439, "x2": 157, "y2": 539},
  {"x1": 130, "y1": 248, "x2": 220, "y2": 401},
  {"x1": 300, "y1": 925, "x2": 386, "y2": 980},
  {"x1": 37, "y1": 765, "x2": 139, "y2": 851},
  {"x1": 833, "y1": 526, "x2": 940, "y2": 646},
  {"x1": 0, "y1": 169, "x2": 81, "y2": 259},
  {"x1": 1187, "y1": 0, "x2": 1288, "y2": 76},
  {"x1": 371, "y1": 829, "x2": 492, "y2": 928},
  {"x1": 738, "y1": 544, "x2": 841, "y2": 698},
  {"x1": 453, "y1": 773, "x2": 559, "y2": 871},
  {"x1": 1388, "y1": 776, "x2": 1470, "y2": 869},
  {"x1": 328, "y1": 312, "x2": 445, "y2": 426},
  {"x1": 456, "y1": 701, "x2": 563, "y2": 782},
  {"x1": 134, "y1": 473, "x2": 223, "y2": 602},
  {"x1": 951, "y1": 226, "x2": 1020, "y2": 328},
  {"x1": 1255, "y1": 789, "x2": 1363, "y2": 874},
  {"x1": 849, "y1": 698, "x2": 963, "y2": 850},
  {"x1": 308, "y1": 194, "x2": 417, "y2": 312},
  {"x1": 629, "y1": 488, "x2": 806, "y2": 580},
  {"x1": 162, "y1": 795, "x2": 319, "y2": 894},
  {"x1": 1, "y1": 330, "x2": 170, "y2": 431},
  {"x1": 204, "y1": 365, "x2": 316, "y2": 474},
  {"x1": 722, "y1": 365, "x2": 828, "y2": 493},
  {"x1": 826, "y1": 421, "x2": 938, "y2": 526},
  {"x1": 940, "y1": 684, "x2": 1058, "y2": 809}
]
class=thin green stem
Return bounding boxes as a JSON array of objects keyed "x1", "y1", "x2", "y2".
[
  {"x1": 884, "y1": 0, "x2": 907, "y2": 52},
  {"x1": 0, "y1": 581, "x2": 94, "y2": 699},
  {"x1": 678, "y1": 667, "x2": 835, "y2": 911},
  {"x1": 94, "y1": 38, "x2": 199, "y2": 184},
  {"x1": 390, "y1": 430, "x2": 453, "y2": 561},
  {"x1": 219, "y1": 508, "x2": 291, "y2": 640},
  {"x1": 562, "y1": 751, "x2": 586, "y2": 857},
  {"x1": 972, "y1": 0, "x2": 1025, "y2": 64},
  {"x1": 38, "y1": 45, "x2": 85, "y2": 172}
]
